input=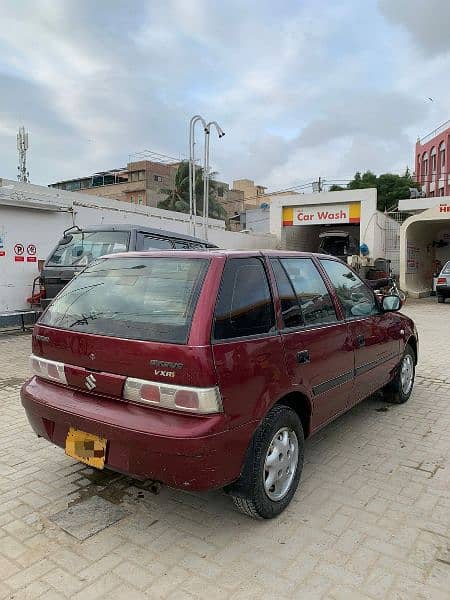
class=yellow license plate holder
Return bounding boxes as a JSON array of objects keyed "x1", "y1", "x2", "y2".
[{"x1": 65, "y1": 427, "x2": 107, "y2": 470}]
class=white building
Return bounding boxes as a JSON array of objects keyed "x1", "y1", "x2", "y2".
[
  {"x1": 0, "y1": 178, "x2": 277, "y2": 312},
  {"x1": 269, "y1": 188, "x2": 399, "y2": 267},
  {"x1": 399, "y1": 197, "x2": 450, "y2": 297}
]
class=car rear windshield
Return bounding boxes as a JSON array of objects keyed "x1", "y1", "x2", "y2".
[
  {"x1": 39, "y1": 257, "x2": 209, "y2": 343},
  {"x1": 47, "y1": 231, "x2": 130, "y2": 267},
  {"x1": 442, "y1": 262, "x2": 450, "y2": 274}
]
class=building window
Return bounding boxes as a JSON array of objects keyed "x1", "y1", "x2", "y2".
[
  {"x1": 131, "y1": 171, "x2": 139, "y2": 182},
  {"x1": 422, "y1": 153, "x2": 428, "y2": 179},
  {"x1": 217, "y1": 187, "x2": 224, "y2": 197},
  {"x1": 138, "y1": 195, "x2": 143, "y2": 204},
  {"x1": 431, "y1": 147, "x2": 437, "y2": 173},
  {"x1": 439, "y1": 142, "x2": 445, "y2": 171},
  {"x1": 153, "y1": 175, "x2": 163, "y2": 182},
  {"x1": 66, "y1": 181, "x2": 81, "y2": 191},
  {"x1": 138, "y1": 170, "x2": 145, "y2": 181},
  {"x1": 130, "y1": 196, "x2": 134, "y2": 203}
]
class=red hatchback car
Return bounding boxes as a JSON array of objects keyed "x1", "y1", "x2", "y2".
[{"x1": 21, "y1": 250, "x2": 418, "y2": 518}]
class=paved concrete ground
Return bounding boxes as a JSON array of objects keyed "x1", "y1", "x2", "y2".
[{"x1": 0, "y1": 299, "x2": 449, "y2": 599}]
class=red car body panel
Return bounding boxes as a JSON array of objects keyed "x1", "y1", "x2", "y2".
[{"x1": 21, "y1": 250, "x2": 417, "y2": 491}]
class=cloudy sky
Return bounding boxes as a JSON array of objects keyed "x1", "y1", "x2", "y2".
[{"x1": 0, "y1": 0, "x2": 449, "y2": 191}]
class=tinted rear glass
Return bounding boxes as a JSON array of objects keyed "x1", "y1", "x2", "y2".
[
  {"x1": 442, "y1": 262, "x2": 450, "y2": 274},
  {"x1": 47, "y1": 231, "x2": 130, "y2": 267},
  {"x1": 40, "y1": 257, "x2": 209, "y2": 343}
]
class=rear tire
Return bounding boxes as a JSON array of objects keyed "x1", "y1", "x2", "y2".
[
  {"x1": 227, "y1": 405, "x2": 304, "y2": 519},
  {"x1": 437, "y1": 295, "x2": 445, "y2": 303},
  {"x1": 384, "y1": 345, "x2": 415, "y2": 404}
]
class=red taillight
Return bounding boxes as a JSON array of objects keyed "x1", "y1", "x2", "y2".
[
  {"x1": 141, "y1": 384, "x2": 161, "y2": 404},
  {"x1": 30, "y1": 354, "x2": 67, "y2": 385},
  {"x1": 123, "y1": 377, "x2": 222, "y2": 414},
  {"x1": 175, "y1": 390, "x2": 199, "y2": 410},
  {"x1": 437, "y1": 277, "x2": 447, "y2": 285}
]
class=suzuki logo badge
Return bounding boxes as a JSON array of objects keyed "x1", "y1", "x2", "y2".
[{"x1": 85, "y1": 373, "x2": 97, "y2": 391}]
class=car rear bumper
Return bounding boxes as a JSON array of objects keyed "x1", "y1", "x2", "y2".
[
  {"x1": 21, "y1": 377, "x2": 256, "y2": 491},
  {"x1": 436, "y1": 285, "x2": 450, "y2": 296}
]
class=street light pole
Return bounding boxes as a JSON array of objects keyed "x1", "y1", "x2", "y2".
[
  {"x1": 203, "y1": 121, "x2": 225, "y2": 240},
  {"x1": 188, "y1": 115, "x2": 207, "y2": 236}
]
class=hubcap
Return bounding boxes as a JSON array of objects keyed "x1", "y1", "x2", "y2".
[
  {"x1": 263, "y1": 427, "x2": 298, "y2": 501},
  {"x1": 400, "y1": 354, "x2": 414, "y2": 395}
]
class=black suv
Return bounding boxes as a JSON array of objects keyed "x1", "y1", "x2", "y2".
[{"x1": 39, "y1": 224, "x2": 216, "y2": 308}]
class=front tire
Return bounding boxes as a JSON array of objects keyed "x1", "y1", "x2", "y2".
[
  {"x1": 227, "y1": 405, "x2": 304, "y2": 519},
  {"x1": 384, "y1": 344, "x2": 415, "y2": 404}
]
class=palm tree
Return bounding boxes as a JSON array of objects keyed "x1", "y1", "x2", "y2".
[{"x1": 158, "y1": 161, "x2": 227, "y2": 220}]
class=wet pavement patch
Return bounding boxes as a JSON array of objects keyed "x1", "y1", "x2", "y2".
[{"x1": 49, "y1": 495, "x2": 127, "y2": 540}]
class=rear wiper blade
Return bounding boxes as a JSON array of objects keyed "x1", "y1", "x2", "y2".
[{"x1": 69, "y1": 312, "x2": 101, "y2": 327}]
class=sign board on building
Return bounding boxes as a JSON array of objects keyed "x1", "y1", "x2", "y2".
[{"x1": 283, "y1": 203, "x2": 361, "y2": 226}]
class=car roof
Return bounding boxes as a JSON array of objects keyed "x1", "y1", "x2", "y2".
[
  {"x1": 71, "y1": 224, "x2": 214, "y2": 245},
  {"x1": 99, "y1": 249, "x2": 338, "y2": 261}
]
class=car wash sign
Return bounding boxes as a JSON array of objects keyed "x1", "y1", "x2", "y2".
[{"x1": 283, "y1": 202, "x2": 361, "y2": 226}]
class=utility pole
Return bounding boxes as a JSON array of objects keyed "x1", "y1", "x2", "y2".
[{"x1": 17, "y1": 126, "x2": 30, "y2": 183}]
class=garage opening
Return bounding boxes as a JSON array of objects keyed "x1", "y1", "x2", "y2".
[
  {"x1": 282, "y1": 223, "x2": 360, "y2": 256},
  {"x1": 402, "y1": 218, "x2": 450, "y2": 296}
]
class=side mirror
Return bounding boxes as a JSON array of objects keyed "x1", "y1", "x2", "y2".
[
  {"x1": 58, "y1": 234, "x2": 73, "y2": 245},
  {"x1": 382, "y1": 295, "x2": 401, "y2": 312}
]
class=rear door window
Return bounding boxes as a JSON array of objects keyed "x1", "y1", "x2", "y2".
[
  {"x1": 320, "y1": 259, "x2": 380, "y2": 319},
  {"x1": 270, "y1": 259, "x2": 303, "y2": 328},
  {"x1": 213, "y1": 258, "x2": 275, "y2": 340},
  {"x1": 280, "y1": 258, "x2": 338, "y2": 326},
  {"x1": 40, "y1": 257, "x2": 208, "y2": 343}
]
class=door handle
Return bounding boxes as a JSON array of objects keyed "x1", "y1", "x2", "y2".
[
  {"x1": 356, "y1": 334, "x2": 365, "y2": 348},
  {"x1": 297, "y1": 350, "x2": 310, "y2": 364}
]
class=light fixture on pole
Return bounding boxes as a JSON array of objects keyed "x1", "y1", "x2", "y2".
[
  {"x1": 202, "y1": 121, "x2": 225, "y2": 240},
  {"x1": 188, "y1": 115, "x2": 207, "y2": 236}
]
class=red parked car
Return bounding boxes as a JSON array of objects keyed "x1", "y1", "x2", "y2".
[{"x1": 21, "y1": 250, "x2": 418, "y2": 519}]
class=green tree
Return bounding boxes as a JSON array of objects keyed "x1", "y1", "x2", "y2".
[
  {"x1": 330, "y1": 169, "x2": 419, "y2": 211},
  {"x1": 157, "y1": 161, "x2": 227, "y2": 220}
]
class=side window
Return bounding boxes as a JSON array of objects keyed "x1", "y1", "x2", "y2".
[
  {"x1": 320, "y1": 259, "x2": 380, "y2": 319},
  {"x1": 141, "y1": 235, "x2": 173, "y2": 250},
  {"x1": 281, "y1": 258, "x2": 338, "y2": 326},
  {"x1": 174, "y1": 241, "x2": 190, "y2": 249},
  {"x1": 214, "y1": 258, "x2": 275, "y2": 340},
  {"x1": 270, "y1": 259, "x2": 303, "y2": 328}
]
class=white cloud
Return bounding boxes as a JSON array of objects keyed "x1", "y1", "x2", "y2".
[{"x1": 0, "y1": 0, "x2": 449, "y2": 190}]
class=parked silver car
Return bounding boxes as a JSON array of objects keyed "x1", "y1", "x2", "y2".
[{"x1": 436, "y1": 261, "x2": 450, "y2": 303}]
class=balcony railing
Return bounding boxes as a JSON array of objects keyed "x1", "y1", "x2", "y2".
[{"x1": 419, "y1": 119, "x2": 450, "y2": 145}]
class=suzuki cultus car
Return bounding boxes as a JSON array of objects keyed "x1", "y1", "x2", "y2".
[{"x1": 22, "y1": 250, "x2": 418, "y2": 518}]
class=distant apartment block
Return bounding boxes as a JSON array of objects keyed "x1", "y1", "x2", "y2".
[
  {"x1": 49, "y1": 152, "x2": 246, "y2": 220},
  {"x1": 232, "y1": 179, "x2": 267, "y2": 206},
  {"x1": 415, "y1": 120, "x2": 450, "y2": 197}
]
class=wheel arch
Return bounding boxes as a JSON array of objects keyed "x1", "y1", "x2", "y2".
[
  {"x1": 406, "y1": 335, "x2": 418, "y2": 365},
  {"x1": 275, "y1": 391, "x2": 313, "y2": 439}
]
